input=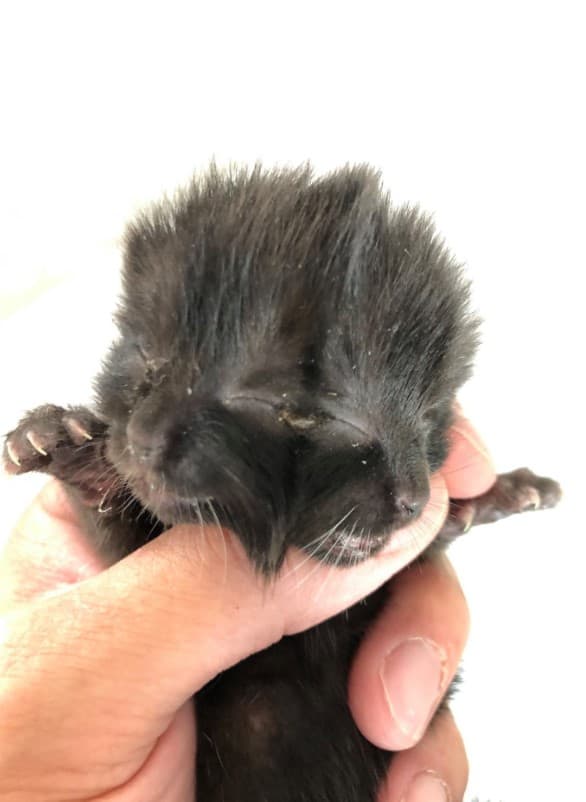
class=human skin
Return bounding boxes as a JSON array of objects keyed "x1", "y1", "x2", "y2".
[{"x1": 0, "y1": 411, "x2": 494, "y2": 802}]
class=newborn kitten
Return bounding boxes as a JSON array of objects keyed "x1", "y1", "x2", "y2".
[{"x1": 3, "y1": 165, "x2": 561, "y2": 802}]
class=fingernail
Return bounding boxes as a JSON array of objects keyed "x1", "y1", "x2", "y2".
[
  {"x1": 380, "y1": 637, "x2": 447, "y2": 742},
  {"x1": 401, "y1": 770, "x2": 451, "y2": 802}
]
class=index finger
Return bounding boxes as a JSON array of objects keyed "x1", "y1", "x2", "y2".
[
  {"x1": 441, "y1": 410, "x2": 495, "y2": 499},
  {"x1": 0, "y1": 480, "x2": 103, "y2": 613}
]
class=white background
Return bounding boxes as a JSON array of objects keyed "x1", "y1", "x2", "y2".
[{"x1": 0, "y1": 3, "x2": 583, "y2": 801}]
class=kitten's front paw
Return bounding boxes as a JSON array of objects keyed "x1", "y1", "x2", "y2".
[
  {"x1": 443, "y1": 466, "x2": 562, "y2": 539},
  {"x1": 499, "y1": 466, "x2": 562, "y2": 510},
  {"x1": 3, "y1": 404, "x2": 106, "y2": 478}
]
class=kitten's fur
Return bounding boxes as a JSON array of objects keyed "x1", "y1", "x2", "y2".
[{"x1": 3, "y1": 165, "x2": 561, "y2": 802}]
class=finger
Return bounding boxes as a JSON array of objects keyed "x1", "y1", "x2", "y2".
[
  {"x1": 95, "y1": 702, "x2": 196, "y2": 802},
  {"x1": 348, "y1": 555, "x2": 469, "y2": 751},
  {"x1": 442, "y1": 410, "x2": 495, "y2": 499},
  {"x1": 0, "y1": 480, "x2": 103, "y2": 612},
  {"x1": 378, "y1": 709, "x2": 468, "y2": 802},
  {"x1": 0, "y1": 476, "x2": 448, "y2": 796},
  {"x1": 1, "y1": 474, "x2": 447, "y2": 739}
]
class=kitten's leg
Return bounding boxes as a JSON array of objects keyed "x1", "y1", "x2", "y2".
[
  {"x1": 3, "y1": 404, "x2": 161, "y2": 558},
  {"x1": 436, "y1": 467, "x2": 562, "y2": 546}
]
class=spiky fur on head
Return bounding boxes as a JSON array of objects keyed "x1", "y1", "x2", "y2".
[{"x1": 95, "y1": 164, "x2": 478, "y2": 572}]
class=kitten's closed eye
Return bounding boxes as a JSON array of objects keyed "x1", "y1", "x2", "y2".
[{"x1": 134, "y1": 343, "x2": 168, "y2": 384}]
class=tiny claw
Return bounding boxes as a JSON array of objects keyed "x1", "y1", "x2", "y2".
[
  {"x1": 452, "y1": 502, "x2": 475, "y2": 533},
  {"x1": 521, "y1": 486, "x2": 541, "y2": 511},
  {"x1": 64, "y1": 417, "x2": 93, "y2": 443},
  {"x1": 6, "y1": 440, "x2": 21, "y2": 466},
  {"x1": 26, "y1": 431, "x2": 48, "y2": 456}
]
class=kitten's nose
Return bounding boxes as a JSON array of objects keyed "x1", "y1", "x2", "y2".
[
  {"x1": 126, "y1": 419, "x2": 167, "y2": 463},
  {"x1": 394, "y1": 495, "x2": 422, "y2": 522},
  {"x1": 393, "y1": 488, "x2": 428, "y2": 525}
]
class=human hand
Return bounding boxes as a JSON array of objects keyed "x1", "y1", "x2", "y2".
[
  {"x1": 0, "y1": 410, "x2": 493, "y2": 802},
  {"x1": 350, "y1": 411, "x2": 494, "y2": 801}
]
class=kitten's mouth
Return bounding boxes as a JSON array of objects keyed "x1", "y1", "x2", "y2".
[
  {"x1": 128, "y1": 476, "x2": 212, "y2": 524},
  {"x1": 314, "y1": 529, "x2": 390, "y2": 564}
]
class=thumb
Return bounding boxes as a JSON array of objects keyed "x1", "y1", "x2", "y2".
[{"x1": 0, "y1": 475, "x2": 446, "y2": 796}]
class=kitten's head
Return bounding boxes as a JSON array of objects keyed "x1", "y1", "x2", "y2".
[{"x1": 94, "y1": 165, "x2": 478, "y2": 573}]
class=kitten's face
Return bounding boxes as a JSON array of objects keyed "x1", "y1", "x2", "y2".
[
  {"x1": 96, "y1": 331, "x2": 450, "y2": 573},
  {"x1": 93, "y1": 165, "x2": 475, "y2": 572}
]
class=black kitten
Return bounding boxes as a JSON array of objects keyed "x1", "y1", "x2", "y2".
[{"x1": 3, "y1": 164, "x2": 561, "y2": 802}]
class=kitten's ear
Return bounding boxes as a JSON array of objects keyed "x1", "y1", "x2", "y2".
[
  {"x1": 302, "y1": 165, "x2": 382, "y2": 222},
  {"x1": 121, "y1": 214, "x2": 170, "y2": 281}
]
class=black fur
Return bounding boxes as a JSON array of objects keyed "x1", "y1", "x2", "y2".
[
  {"x1": 96, "y1": 165, "x2": 478, "y2": 572},
  {"x1": 3, "y1": 164, "x2": 561, "y2": 802}
]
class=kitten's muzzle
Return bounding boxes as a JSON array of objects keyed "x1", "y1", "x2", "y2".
[
  {"x1": 126, "y1": 418, "x2": 167, "y2": 464},
  {"x1": 393, "y1": 493, "x2": 424, "y2": 525}
]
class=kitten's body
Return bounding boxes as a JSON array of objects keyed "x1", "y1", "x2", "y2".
[{"x1": 3, "y1": 165, "x2": 561, "y2": 802}]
